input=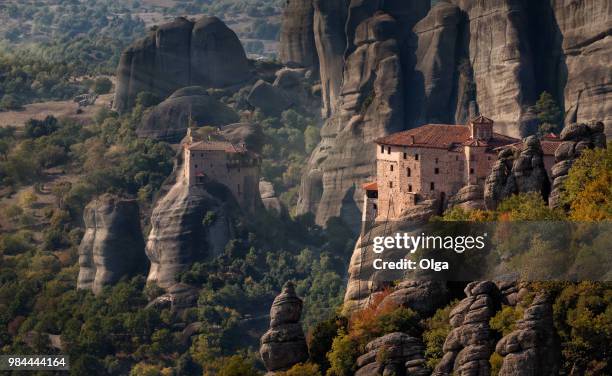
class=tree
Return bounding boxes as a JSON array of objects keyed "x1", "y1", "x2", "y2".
[
  {"x1": 92, "y1": 77, "x2": 113, "y2": 94},
  {"x1": 0, "y1": 94, "x2": 21, "y2": 111},
  {"x1": 534, "y1": 92, "x2": 562, "y2": 135},
  {"x1": 24, "y1": 116, "x2": 59, "y2": 138}
]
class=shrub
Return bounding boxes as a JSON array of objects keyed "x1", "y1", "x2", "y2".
[
  {"x1": 423, "y1": 301, "x2": 456, "y2": 369},
  {"x1": 92, "y1": 77, "x2": 112, "y2": 94},
  {"x1": 326, "y1": 330, "x2": 359, "y2": 376},
  {"x1": 280, "y1": 363, "x2": 322, "y2": 376}
]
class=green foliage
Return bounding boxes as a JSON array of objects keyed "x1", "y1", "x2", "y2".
[
  {"x1": 326, "y1": 330, "x2": 360, "y2": 376},
  {"x1": 0, "y1": 94, "x2": 21, "y2": 110},
  {"x1": 561, "y1": 144, "x2": 612, "y2": 220},
  {"x1": 308, "y1": 316, "x2": 348, "y2": 372},
  {"x1": 490, "y1": 305, "x2": 524, "y2": 337},
  {"x1": 281, "y1": 363, "x2": 322, "y2": 376},
  {"x1": 25, "y1": 116, "x2": 59, "y2": 139},
  {"x1": 92, "y1": 77, "x2": 113, "y2": 95},
  {"x1": 423, "y1": 301, "x2": 456, "y2": 369},
  {"x1": 534, "y1": 92, "x2": 563, "y2": 134},
  {"x1": 496, "y1": 192, "x2": 562, "y2": 221}
]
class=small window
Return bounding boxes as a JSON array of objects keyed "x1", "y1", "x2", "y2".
[
  {"x1": 435, "y1": 158, "x2": 439, "y2": 164},
  {"x1": 403, "y1": 153, "x2": 407, "y2": 159},
  {"x1": 195, "y1": 164, "x2": 198, "y2": 168},
  {"x1": 435, "y1": 168, "x2": 439, "y2": 175},
  {"x1": 430, "y1": 182, "x2": 435, "y2": 191},
  {"x1": 201, "y1": 153, "x2": 204, "y2": 157},
  {"x1": 407, "y1": 168, "x2": 411, "y2": 177},
  {"x1": 415, "y1": 154, "x2": 419, "y2": 161},
  {"x1": 456, "y1": 156, "x2": 459, "y2": 161},
  {"x1": 387, "y1": 147, "x2": 391, "y2": 154},
  {"x1": 389, "y1": 181, "x2": 393, "y2": 188},
  {"x1": 408, "y1": 185, "x2": 413, "y2": 192},
  {"x1": 381, "y1": 145, "x2": 384, "y2": 154},
  {"x1": 470, "y1": 168, "x2": 474, "y2": 174},
  {"x1": 390, "y1": 165, "x2": 394, "y2": 172}
]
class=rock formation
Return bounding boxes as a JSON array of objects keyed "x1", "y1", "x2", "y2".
[
  {"x1": 145, "y1": 169, "x2": 237, "y2": 290},
  {"x1": 247, "y1": 80, "x2": 292, "y2": 116},
  {"x1": 484, "y1": 136, "x2": 550, "y2": 210},
  {"x1": 448, "y1": 185, "x2": 485, "y2": 211},
  {"x1": 260, "y1": 282, "x2": 308, "y2": 373},
  {"x1": 313, "y1": 0, "x2": 348, "y2": 118},
  {"x1": 496, "y1": 294, "x2": 561, "y2": 375},
  {"x1": 260, "y1": 180, "x2": 283, "y2": 215},
  {"x1": 114, "y1": 16, "x2": 250, "y2": 113},
  {"x1": 451, "y1": 0, "x2": 539, "y2": 137},
  {"x1": 77, "y1": 195, "x2": 147, "y2": 295},
  {"x1": 551, "y1": 1, "x2": 612, "y2": 135},
  {"x1": 433, "y1": 281, "x2": 501, "y2": 376},
  {"x1": 549, "y1": 121, "x2": 607, "y2": 208},
  {"x1": 279, "y1": 0, "x2": 317, "y2": 69},
  {"x1": 409, "y1": 2, "x2": 463, "y2": 125},
  {"x1": 138, "y1": 86, "x2": 240, "y2": 141},
  {"x1": 343, "y1": 200, "x2": 440, "y2": 313},
  {"x1": 355, "y1": 332, "x2": 429, "y2": 376}
]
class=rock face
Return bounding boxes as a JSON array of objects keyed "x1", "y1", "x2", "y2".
[
  {"x1": 145, "y1": 169, "x2": 237, "y2": 290},
  {"x1": 409, "y1": 2, "x2": 463, "y2": 125},
  {"x1": 552, "y1": 1, "x2": 612, "y2": 135},
  {"x1": 449, "y1": 185, "x2": 485, "y2": 211},
  {"x1": 114, "y1": 16, "x2": 250, "y2": 113},
  {"x1": 313, "y1": 0, "x2": 348, "y2": 118},
  {"x1": 138, "y1": 86, "x2": 239, "y2": 140},
  {"x1": 451, "y1": 0, "x2": 538, "y2": 137},
  {"x1": 355, "y1": 332, "x2": 429, "y2": 376},
  {"x1": 260, "y1": 180, "x2": 283, "y2": 215},
  {"x1": 279, "y1": 0, "x2": 317, "y2": 69},
  {"x1": 260, "y1": 282, "x2": 308, "y2": 373},
  {"x1": 484, "y1": 136, "x2": 550, "y2": 210},
  {"x1": 77, "y1": 195, "x2": 147, "y2": 295},
  {"x1": 549, "y1": 121, "x2": 607, "y2": 208},
  {"x1": 496, "y1": 294, "x2": 561, "y2": 376},
  {"x1": 343, "y1": 200, "x2": 441, "y2": 313},
  {"x1": 434, "y1": 281, "x2": 501, "y2": 376}
]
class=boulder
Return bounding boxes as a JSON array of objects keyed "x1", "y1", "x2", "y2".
[
  {"x1": 77, "y1": 195, "x2": 147, "y2": 295},
  {"x1": 549, "y1": 121, "x2": 607, "y2": 208},
  {"x1": 138, "y1": 87, "x2": 239, "y2": 141},
  {"x1": 484, "y1": 136, "x2": 550, "y2": 210},
  {"x1": 433, "y1": 281, "x2": 501, "y2": 376},
  {"x1": 260, "y1": 180, "x2": 283, "y2": 215},
  {"x1": 260, "y1": 282, "x2": 308, "y2": 372},
  {"x1": 247, "y1": 80, "x2": 292, "y2": 116},
  {"x1": 496, "y1": 294, "x2": 561, "y2": 376},
  {"x1": 279, "y1": 0, "x2": 318, "y2": 69},
  {"x1": 114, "y1": 16, "x2": 250, "y2": 114},
  {"x1": 378, "y1": 281, "x2": 449, "y2": 318},
  {"x1": 219, "y1": 122, "x2": 265, "y2": 154},
  {"x1": 449, "y1": 185, "x2": 485, "y2": 211},
  {"x1": 355, "y1": 332, "x2": 429, "y2": 376}
]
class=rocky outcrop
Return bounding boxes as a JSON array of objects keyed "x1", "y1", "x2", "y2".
[
  {"x1": 260, "y1": 282, "x2": 308, "y2": 373},
  {"x1": 247, "y1": 80, "x2": 292, "y2": 116},
  {"x1": 409, "y1": 2, "x2": 463, "y2": 125},
  {"x1": 145, "y1": 171, "x2": 237, "y2": 290},
  {"x1": 138, "y1": 86, "x2": 240, "y2": 140},
  {"x1": 77, "y1": 195, "x2": 147, "y2": 295},
  {"x1": 434, "y1": 281, "x2": 501, "y2": 376},
  {"x1": 496, "y1": 294, "x2": 561, "y2": 376},
  {"x1": 220, "y1": 122, "x2": 265, "y2": 153},
  {"x1": 260, "y1": 180, "x2": 283, "y2": 215},
  {"x1": 344, "y1": 200, "x2": 440, "y2": 313},
  {"x1": 279, "y1": 0, "x2": 317, "y2": 69},
  {"x1": 114, "y1": 16, "x2": 250, "y2": 113},
  {"x1": 449, "y1": 185, "x2": 485, "y2": 211},
  {"x1": 552, "y1": 1, "x2": 612, "y2": 135},
  {"x1": 313, "y1": 0, "x2": 348, "y2": 118},
  {"x1": 484, "y1": 136, "x2": 550, "y2": 210},
  {"x1": 549, "y1": 121, "x2": 607, "y2": 208},
  {"x1": 355, "y1": 333, "x2": 429, "y2": 376}
]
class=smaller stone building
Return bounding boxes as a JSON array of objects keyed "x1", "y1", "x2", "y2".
[
  {"x1": 366, "y1": 116, "x2": 520, "y2": 220},
  {"x1": 183, "y1": 130, "x2": 260, "y2": 212}
]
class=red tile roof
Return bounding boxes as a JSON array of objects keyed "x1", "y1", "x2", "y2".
[
  {"x1": 375, "y1": 124, "x2": 518, "y2": 150},
  {"x1": 187, "y1": 141, "x2": 247, "y2": 153},
  {"x1": 362, "y1": 182, "x2": 378, "y2": 191},
  {"x1": 471, "y1": 115, "x2": 494, "y2": 124}
]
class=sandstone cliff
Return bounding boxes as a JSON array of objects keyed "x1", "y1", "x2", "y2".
[
  {"x1": 114, "y1": 16, "x2": 251, "y2": 113},
  {"x1": 279, "y1": 0, "x2": 318, "y2": 69},
  {"x1": 77, "y1": 195, "x2": 147, "y2": 295}
]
